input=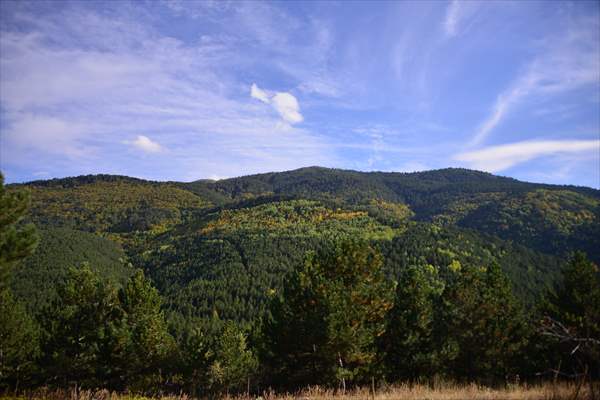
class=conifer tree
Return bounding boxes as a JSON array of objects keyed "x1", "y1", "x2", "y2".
[
  {"x1": 383, "y1": 264, "x2": 443, "y2": 380},
  {"x1": 440, "y1": 262, "x2": 528, "y2": 381},
  {"x1": 541, "y1": 252, "x2": 600, "y2": 379},
  {"x1": 0, "y1": 172, "x2": 38, "y2": 289},
  {"x1": 117, "y1": 269, "x2": 175, "y2": 390},
  {"x1": 208, "y1": 322, "x2": 258, "y2": 396},
  {"x1": 39, "y1": 265, "x2": 122, "y2": 387},
  {"x1": 264, "y1": 239, "x2": 394, "y2": 389},
  {"x1": 0, "y1": 172, "x2": 40, "y2": 389},
  {"x1": 0, "y1": 289, "x2": 39, "y2": 390}
]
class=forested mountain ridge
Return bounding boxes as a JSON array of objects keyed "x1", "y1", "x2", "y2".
[
  {"x1": 3, "y1": 167, "x2": 600, "y2": 393},
  {"x1": 12, "y1": 166, "x2": 599, "y2": 260},
  {"x1": 7, "y1": 166, "x2": 598, "y2": 326}
]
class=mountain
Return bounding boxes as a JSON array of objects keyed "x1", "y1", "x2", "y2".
[{"x1": 9, "y1": 166, "x2": 599, "y2": 327}]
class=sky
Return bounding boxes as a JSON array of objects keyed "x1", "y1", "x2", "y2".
[{"x1": 0, "y1": 0, "x2": 599, "y2": 188}]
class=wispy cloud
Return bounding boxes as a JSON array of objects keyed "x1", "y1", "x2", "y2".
[
  {"x1": 443, "y1": 0, "x2": 480, "y2": 38},
  {"x1": 454, "y1": 139, "x2": 600, "y2": 173},
  {"x1": 443, "y1": 0, "x2": 461, "y2": 37},
  {"x1": 0, "y1": 1, "x2": 598, "y2": 187},
  {"x1": 469, "y1": 16, "x2": 600, "y2": 146},
  {"x1": 0, "y1": 4, "x2": 325, "y2": 181}
]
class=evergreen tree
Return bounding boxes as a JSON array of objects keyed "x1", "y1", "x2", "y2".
[
  {"x1": 0, "y1": 172, "x2": 38, "y2": 289},
  {"x1": 177, "y1": 323, "x2": 211, "y2": 398},
  {"x1": 383, "y1": 263, "x2": 444, "y2": 380},
  {"x1": 0, "y1": 172, "x2": 40, "y2": 389},
  {"x1": 440, "y1": 262, "x2": 528, "y2": 381},
  {"x1": 0, "y1": 289, "x2": 40, "y2": 390},
  {"x1": 208, "y1": 322, "x2": 258, "y2": 396},
  {"x1": 541, "y1": 252, "x2": 600, "y2": 378},
  {"x1": 264, "y1": 239, "x2": 394, "y2": 389},
  {"x1": 116, "y1": 269, "x2": 175, "y2": 390},
  {"x1": 39, "y1": 265, "x2": 123, "y2": 388}
]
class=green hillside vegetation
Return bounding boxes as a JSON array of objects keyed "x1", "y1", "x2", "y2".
[
  {"x1": 177, "y1": 167, "x2": 599, "y2": 260},
  {"x1": 20, "y1": 175, "x2": 210, "y2": 234},
  {"x1": 198, "y1": 200, "x2": 399, "y2": 239},
  {"x1": 458, "y1": 189, "x2": 599, "y2": 256},
  {"x1": 10, "y1": 227, "x2": 134, "y2": 312},
  {"x1": 2, "y1": 168, "x2": 599, "y2": 396}
]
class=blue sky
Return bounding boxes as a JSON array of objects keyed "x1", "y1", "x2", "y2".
[{"x1": 1, "y1": 0, "x2": 599, "y2": 187}]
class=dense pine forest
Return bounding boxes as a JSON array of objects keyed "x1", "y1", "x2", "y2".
[{"x1": 1, "y1": 167, "x2": 599, "y2": 397}]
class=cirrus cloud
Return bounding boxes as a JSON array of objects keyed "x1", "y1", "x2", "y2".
[{"x1": 454, "y1": 139, "x2": 600, "y2": 173}]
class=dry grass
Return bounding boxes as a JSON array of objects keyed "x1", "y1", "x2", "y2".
[
  {"x1": 1, "y1": 382, "x2": 595, "y2": 400},
  {"x1": 251, "y1": 382, "x2": 592, "y2": 400}
]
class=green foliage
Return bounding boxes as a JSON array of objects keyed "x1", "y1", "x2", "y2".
[
  {"x1": 0, "y1": 173, "x2": 39, "y2": 289},
  {"x1": 21, "y1": 175, "x2": 210, "y2": 234},
  {"x1": 10, "y1": 227, "x2": 133, "y2": 312},
  {"x1": 550, "y1": 252, "x2": 600, "y2": 337},
  {"x1": 39, "y1": 265, "x2": 121, "y2": 387},
  {"x1": 38, "y1": 266, "x2": 174, "y2": 390},
  {"x1": 439, "y1": 263, "x2": 529, "y2": 381},
  {"x1": 541, "y1": 252, "x2": 600, "y2": 377},
  {"x1": 0, "y1": 172, "x2": 40, "y2": 389},
  {"x1": 0, "y1": 289, "x2": 40, "y2": 389},
  {"x1": 459, "y1": 190, "x2": 600, "y2": 261},
  {"x1": 383, "y1": 264, "x2": 443, "y2": 380},
  {"x1": 208, "y1": 322, "x2": 258, "y2": 395},
  {"x1": 264, "y1": 240, "x2": 394, "y2": 389},
  {"x1": 198, "y1": 199, "x2": 397, "y2": 239},
  {"x1": 381, "y1": 223, "x2": 563, "y2": 304},
  {"x1": 384, "y1": 262, "x2": 528, "y2": 383},
  {"x1": 3, "y1": 167, "x2": 599, "y2": 392},
  {"x1": 116, "y1": 270, "x2": 176, "y2": 390}
]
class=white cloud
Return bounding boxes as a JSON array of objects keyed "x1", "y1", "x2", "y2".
[
  {"x1": 131, "y1": 135, "x2": 162, "y2": 153},
  {"x1": 0, "y1": 5, "x2": 327, "y2": 181},
  {"x1": 469, "y1": 76, "x2": 534, "y2": 146},
  {"x1": 250, "y1": 83, "x2": 304, "y2": 124},
  {"x1": 250, "y1": 83, "x2": 270, "y2": 103},
  {"x1": 443, "y1": 0, "x2": 480, "y2": 38},
  {"x1": 444, "y1": 1, "x2": 461, "y2": 37},
  {"x1": 271, "y1": 92, "x2": 303, "y2": 124},
  {"x1": 454, "y1": 139, "x2": 600, "y2": 172},
  {"x1": 469, "y1": 17, "x2": 600, "y2": 146}
]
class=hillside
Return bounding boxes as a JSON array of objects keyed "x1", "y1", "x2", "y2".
[
  {"x1": 7, "y1": 166, "x2": 597, "y2": 321},
  {"x1": 14, "y1": 166, "x2": 599, "y2": 259},
  {"x1": 9, "y1": 227, "x2": 134, "y2": 313},
  {"x1": 4, "y1": 166, "x2": 599, "y2": 393}
]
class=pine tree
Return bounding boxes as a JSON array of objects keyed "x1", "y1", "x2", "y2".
[
  {"x1": 208, "y1": 322, "x2": 258, "y2": 396},
  {"x1": 264, "y1": 239, "x2": 394, "y2": 389},
  {"x1": 440, "y1": 262, "x2": 528, "y2": 381},
  {"x1": 0, "y1": 289, "x2": 39, "y2": 390},
  {"x1": 541, "y1": 252, "x2": 600, "y2": 379},
  {"x1": 0, "y1": 172, "x2": 38, "y2": 289},
  {"x1": 39, "y1": 265, "x2": 122, "y2": 388},
  {"x1": 116, "y1": 269, "x2": 175, "y2": 390},
  {"x1": 0, "y1": 172, "x2": 40, "y2": 389},
  {"x1": 383, "y1": 263, "x2": 444, "y2": 380}
]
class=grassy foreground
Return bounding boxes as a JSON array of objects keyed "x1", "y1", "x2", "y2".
[{"x1": 1, "y1": 382, "x2": 594, "y2": 400}]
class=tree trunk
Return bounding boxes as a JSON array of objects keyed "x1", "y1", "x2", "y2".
[{"x1": 338, "y1": 352, "x2": 346, "y2": 394}]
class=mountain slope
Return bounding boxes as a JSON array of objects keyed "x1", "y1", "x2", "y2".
[
  {"x1": 11, "y1": 166, "x2": 599, "y2": 326},
  {"x1": 10, "y1": 227, "x2": 134, "y2": 312}
]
